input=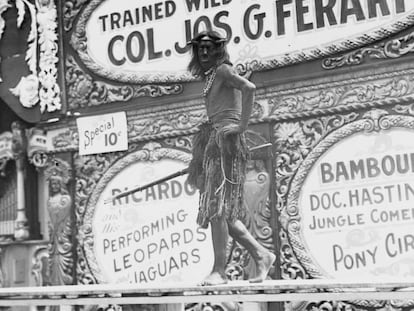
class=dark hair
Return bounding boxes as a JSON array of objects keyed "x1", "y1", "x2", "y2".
[{"x1": 187, "y1": 30, "x2": 231, "y2": 77}]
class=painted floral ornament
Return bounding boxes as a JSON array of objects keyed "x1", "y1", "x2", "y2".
[{"x1": 10, "y1": 74, "x2": 40, "y2": 108}]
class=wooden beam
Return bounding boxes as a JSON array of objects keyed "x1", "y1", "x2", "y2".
[{"x1": 0, "y1": 279, "x2": 413, "y2": 306}]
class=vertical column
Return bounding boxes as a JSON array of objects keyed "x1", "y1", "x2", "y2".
[
  {"x1": 11, "y1": 121, "x2": 29, "y2": 241},
  {"x1": 0, "y1": 131, "x2": 15, "y2": 236}
]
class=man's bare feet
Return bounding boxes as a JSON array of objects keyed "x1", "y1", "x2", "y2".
[
  {"x1": 199, "y1": 271, "x2": 228, "y2": 286},
  {"x1": 249, "y1": 251, "x2": 276, "y2": 283}
]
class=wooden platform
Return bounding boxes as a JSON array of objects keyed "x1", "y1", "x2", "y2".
[{"x1": 1, "y1": 279, "x2": 414, "y2": 306}]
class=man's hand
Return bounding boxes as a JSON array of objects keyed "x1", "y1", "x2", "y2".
[
  {"x1": 243, "y1": 71, "x2": 253, "y2": 80},
  {"x1": 219, "y1": 123, "x2": 244, "y2": 138}
]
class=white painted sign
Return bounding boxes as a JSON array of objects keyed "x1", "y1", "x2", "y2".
[
  {"x1": 72, "y1": 0, "x2": 414, "y2": 82},
  {"x1": 76, "y1": 112, "x2": 128, "y2": 155},
  {"x1": 299, "y1": 128, "x2": 414, "y2": 279},
  {"x1": 92, "y1": 159, "x2": 213, "y2": 284}
]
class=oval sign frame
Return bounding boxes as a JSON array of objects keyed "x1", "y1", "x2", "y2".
[
  {"x1": 80, "y1": 143, "x2": 213, "y2": 284},
  {"x1": 70, "y1": 0, "x2": 414, "y2": 83},
  {"x1": 286, "y1": 112, "x2": 414, "y2": 285}
]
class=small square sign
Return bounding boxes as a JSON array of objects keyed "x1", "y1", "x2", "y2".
[{"x1": 76, "y1": 112, "x2": 128, "y2": 155}]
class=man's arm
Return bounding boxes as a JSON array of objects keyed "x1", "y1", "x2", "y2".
[
  {"x1": 239, "y1": 77, "x2": 256, "y2": 131},
  {"x1": 220, "y1": 64, "x2": 256, "y2": 132}
]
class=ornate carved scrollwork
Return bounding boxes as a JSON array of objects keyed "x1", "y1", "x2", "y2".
[
  {"x1": 31, "y1": 244, "x2": 50, "y2": 286},
  {"x1": 128, "y1": 108, "x2": 206, "y2": 142},
  {"x1": 268, "y1": 71, "x2": 414, "y2": 121},
  {"x1": 63, "y1": 0, "x2": 90, "y2": 32},
  {"x1": 66, "y1": 55, "x2": 183, "y2": 109},
  {"x1": 26, "y1": 127, "x2": 48, "y2": 168},
  {"x1": 4, "y1": 0, "x2": 61, "y2": 112},
  {"x1": 164, "y1": 136, "x2": 193, "y2": 153},
  {"x1": 274, "y1": 113, "x2": 359, "y2": 299},
  {"x1": 286, "y1": 300, "x2": 384, "y2": 311},
  {"x1": 323, "y1": 30, "x2": 414, "y2": 70},
  {"x1": 276, "y1": 111, "x2": 414, "y2": 311},
  {"x1": 186, "y1": 302, "x2": 239, "y2": 311},
  {"x1": 37, "y1": 0, "x2": 62, "y2": 113},
  {"x1": 51, "y1": 127, "x2": 79, "y2": 151},
  {"x1": 259, "y1": 11, "x2": 414, "y2": 72}
]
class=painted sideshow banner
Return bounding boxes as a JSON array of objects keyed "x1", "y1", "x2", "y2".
[
  {"x1": 70, "y1": 0, "x2": 414, "y2": 82},
  {"x1": 285, "y1": 112, "x2": 414, "y2": 281},
  {"x1": 82, "y1": 144, "x2": 213, "y2": 285}
]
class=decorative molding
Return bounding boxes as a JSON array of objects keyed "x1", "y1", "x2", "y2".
[
  {"x1": 286, "y1": 301, "x2": 386, "y2": 311},
  {"x1": 186, "y1": 302, "x2": 240, "y2": 311},
  {"x1": 267, "y1": 69, "x2": 414, "y2": 121},
  {"x1": 323, "y1": 29, "x2": 414, "y2": 70},
  {"x1": 285, "y1": 298, "x2": 414, "y2": 311},
  {"x1": 26, "y1": 127, "x2": 48, "y2": 168},
  {"x1": 164, "y1": 136, "x2": 193, "y2": 153},
  {"x1": 128, "y1": 107, "x2": 206, "y2": 143},
  {"x1": 280, "y1": 228, "x2": 308, "y2": 280},
  {"x1": 46, "y1": 104, "x2": 206, "y2": 153},
  {"x1": 36, "y1": 0, "x2": 61, "y2": 113},
  {"x1": 256, "y1": 11, "x2": 414, "y2": 72},
  {"x1": 63, "y1": 0, "x2": 88, "y2": 32},
  {"x1": 44, "y1": 65, "x2": 414, "y2": 154},
  {"x1": 66, "y1": 55, "x2": 183, "y2": 109},
  {"x1": 31, "y1": 244, "x2": 50, "y2": 286},
  {"x1": 393, "y1": 101, "x2": 414, "y2": 116},
  {"x1": 7, "y1": 0, "x2": 38, "y2": 107},
  {"x1": 46, "y1": 68, "x2": 414, "y2": 153},
  {"x1": 274, "y1": 113, "x2": 360, "y2": 281},
  {"x1": 10, "y1": 74, "x2": 39, "y2": 108},
  {"x1": 4, "y1": 0, "x2": 61, "y2": 113},
  {"x1": 46, "y1": 126, "x2": 78, "y2": 152}
]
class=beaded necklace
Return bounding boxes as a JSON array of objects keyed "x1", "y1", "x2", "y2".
[{"x1": 202, "y1": 66, "x2": 217, "y2": 97}]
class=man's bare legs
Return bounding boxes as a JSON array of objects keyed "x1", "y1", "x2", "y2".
[
  {"x1": 228, "y1": 220, "x2": 276, "y2": 283},
  {"x1": 201, "y1": 217, "x2": 276, "y2": 285},
  {"x1": 200, "y1": 215, "x2": 229, "y2": 285}
]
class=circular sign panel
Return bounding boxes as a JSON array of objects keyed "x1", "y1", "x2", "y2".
[
  {"x1": 92, "y1": 158, "x2": 213, "y2": 285},
  {"x1": 297, "y1": 125, "x2": 414, "y2": 279}
]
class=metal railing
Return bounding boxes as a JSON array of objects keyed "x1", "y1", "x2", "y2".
[{"x1": 1, "y1": 279, "x2": 414, "y2": 306}]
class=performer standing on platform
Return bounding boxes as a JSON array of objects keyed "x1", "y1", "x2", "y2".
[{"x1": 187, "y1": 30, "x2": 276, "y2": 285}]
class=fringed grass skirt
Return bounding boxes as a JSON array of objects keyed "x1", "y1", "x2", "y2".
[{"x1": 187, "y1": 121, "x2": 248, "y2": 228}]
